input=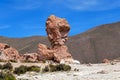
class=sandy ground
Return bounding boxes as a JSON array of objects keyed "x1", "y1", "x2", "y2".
[{"x1": 11, "y1": 62, "x2": 120, "y2": 80}]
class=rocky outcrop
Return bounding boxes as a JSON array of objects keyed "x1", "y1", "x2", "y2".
[
  {"x1": 52, "y1": 45, "x2": 72, "y2": 62},
  {"x1": 37, "y1": 15, "x2": 73, "y2": 62},
  {"x1": 37, "y1": 43, "x2": 54, "y2": 60},
  {"x1": 0, "y1": 43, "x2": 10, "y2": 52},
  {"x1": 102, "y1": 59, "x2": 110, "y2": 63},
  {"x1": 45, "y1": 15, "x2": 73, "y2": 62},
  {"x1": 0, "y1": 43, "x2": 20, "y2": 61},
  {"x1": 21, "y1": 53, "x2": 39, "y2": 62},
  {"x1": 0, "y1": 15, "x2": 73, "y2": 63},
  {"x1": 46, "y1": 15, "x2": 70, "y2": 47}
]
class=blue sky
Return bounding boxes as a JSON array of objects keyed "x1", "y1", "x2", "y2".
[{"x1": 0, "y1": 0, "x2": 120, "y2": 38}]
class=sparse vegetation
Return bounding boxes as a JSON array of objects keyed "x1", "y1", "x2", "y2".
[
  {"x1": 42, "y1": 59, "x2": 46, "y2": 63},
  {"x1": 0, "y1": 59, "x2": 7, "y2": 62},
  {"x1": 0, "y1": 62, "x2": 13, "y2": 70},
  {"x1": 42, "y1": 64, "x2": 71, "y2": 73},
  {"x1": 14, "y1": 65, "x2": 27, "y2": 75},
  {"x1": 0, "y1": 71, "x2": 16, "y2": 80},
  {"x1": 60, "y1": 64, "x2": 71, "y2": 71},
  {"x1": 74, "y1": 68, "x2": 79, "y2": 71},
  {"x1": 42, "y1": 66, "x2": 49, "y2": 73},
  {"x1": 9, "y1": 60, "x2": 17, "y2": 63},
  {"x1": 50, "y1": 64, "x2": 71, "y2": 72},
  {"x1": 2, "y1": 62, "x2": 13, "y2": 70},
  {"x1": 27, "y1": 66, "x2": 40, "y2": 72},
  {"x1": 49, "y1": 64, "x2": 56, "y2": 72},
  {"x1": 22, "y1": 60, "x2": 34, "y2": 63},
  {"x1": 0, "y1": 62, "x2": 71, "y2": 78},
  {"x1": 14, "y1": 65, "x2": 40, "y2": 75},
  {"x1": 0, "y1": 64, "x2": 3, "y2": 69}
]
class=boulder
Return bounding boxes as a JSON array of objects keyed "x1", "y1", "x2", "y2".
[
  {"x1": 21, "y1": 53, "x2": 39, "y2": 62},
  {"x1": 102, "y1": 59, "x2": 110, "y2": 63},
  {"x1": 37, "y1": 43, "x2": 54, "y2": 60},
  {"x1": 0, "y1": 43, "x2": 20, "y2": 61},
  {"x1": 0, "y1": 43, "x2": 10, "y2": 52}
]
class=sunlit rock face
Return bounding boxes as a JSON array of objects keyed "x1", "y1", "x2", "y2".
[
  {"x1": 0, "y1": 43, "x2": 20, "y2": 61},
  {"x1": 0, "y1": 43, "x2": 10, "y2": 52},
  {"x1": 21, "y1": 53, "x2": 39, "y2": 62},
  {"x1": 37, "y1": 43, "x2": 54, "y2": 60},
  {"x1": 45, "y1": 15, "x2": 73, "y2": 62},
  {"x1": 46, "y1": 15, "x2": 70, "y2": 47}
]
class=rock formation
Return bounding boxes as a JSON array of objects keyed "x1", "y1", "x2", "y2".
[
  {"x1": 48, "y1": 15, "x2": 73, "y2": 62},
  {"x1": 21, "y1": 53, "x2": 39, "y2": 62},
  {"x1": 0, "y1": 43, "x2": 20, "y2": 62},
  {"x1": 37, "y1": 43, "x2": 54, "y2": 60},
  {"x1": 0, "y1": 15, "x2": 73, "y2": 63},
  {"x1": 46, "y1": 15, "x2": 70, "y2": 47},
  {"x1": 38, "y1": 15, "x2": 73, "y2": 62},
  {"x1": 102, "y1": 59, "x2": 110, "y2": 63},
  {"x1": 0, "y1": 43, "x2": 10, "y2": 52}
]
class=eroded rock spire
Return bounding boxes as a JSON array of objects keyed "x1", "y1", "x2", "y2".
[
  {"x1": 46, "y1": 15, "x2": 70, "y2": 47},
  {"x1": 45, "y1": 15, "x2": 73, "y2": 62}
]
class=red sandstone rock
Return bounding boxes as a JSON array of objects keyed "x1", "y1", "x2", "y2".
[
  {"x1": 45, "y1": 15, "x2": 73, "y2": 62},
  {"x1": 102, "y1": 59, "x2": 110, "y2": 63},
  {"x1": 46, "y1": 15, "x2": 70, "y2": 47},
  {"x1": 37, "y1": 43, "x2": 54, "y2": 60},
  {"x1": 21, "y1": 53, "x2": 39, "y2": 62},
  {"x1": 0, "y1": 43, "x2": 20, "y2": 61},
  {"x1": 0, "y1": 43, "x2": 10, "y2": 52},
  {"x1": 53, "y1": 45, "x2": 72, "y2": 62}
]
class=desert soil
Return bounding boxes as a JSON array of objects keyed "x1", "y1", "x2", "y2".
[{"x1": 6, "y1": 62, "x2": 119, "y2": 80}]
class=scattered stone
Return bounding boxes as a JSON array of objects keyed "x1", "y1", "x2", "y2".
[
  {"x1": 97, "y1": 70, "x2": 108, "y2": 74},
  {"x1": 110, "y1": 61, "x2": 116, "y2": 65},
  {"x1": 74, "y1": 68, "x2": 79, "y2": 72},
  {"x1": 102, "y1": 59, "x2": 110, "y2": 63},
  {"x1": 87, "y1": 63, "x2": 92, "y2": 66},
  {"x1": 60, "y1": 59, "x2": 80, "y2": 64},
  {"x1": 73, "y1": 74, "x2": 78, "y2": 76}
]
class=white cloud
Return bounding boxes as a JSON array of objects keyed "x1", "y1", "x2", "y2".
[
  {"x1": 57, "y1": 0, "x2": 120, "y2": 11},
  {"x1": 0, "y1": 25, "x2": 10, "y2": 29}
]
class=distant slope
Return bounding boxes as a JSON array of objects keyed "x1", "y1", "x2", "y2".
[
  {"x1": 0, "y1": 21, "x2": 120, "y2": 63},
  {"x1": 68, "y1": 21, "x2": 120, "y2": 63},
  {"x1": 0, "y1": 36, "x2": 50, "y2": 54}
]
